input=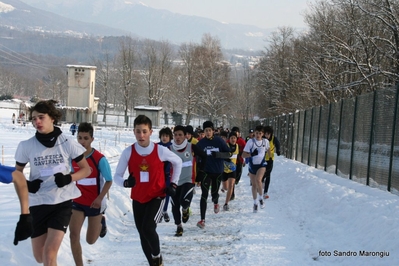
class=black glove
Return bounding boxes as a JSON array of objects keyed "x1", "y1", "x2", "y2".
[
  {"x1": 123, "y1": 174, "x2": 136, "y2": 188},
  {"x1": 27, "y1": 179, "x2": 43, "y2": 193},
  {"x1": 211, "y1": 151, "x2": 218, "y2": 158},
  {"x1": 13, "y1": 214, "x2": 33, "y2": 245},
  {"x1": 54, "y1": 172, "x2": 72, "y2": 188},
  {"x1": 164, "y1": 183, "x2": 177, "y2": 197},
  {"x1": 250, "y1": 149, "x2": 259, "y2": 157}
]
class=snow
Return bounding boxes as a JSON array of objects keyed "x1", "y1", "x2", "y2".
[
  {"x1": 0, "y1": 105, "x2": 398, "y2": 265},
  {"x1": 0, "y1": 2, "x2": 14, "y2": 13}
]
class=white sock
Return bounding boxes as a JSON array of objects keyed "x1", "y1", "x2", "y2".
[{"x1": 253, "y1": 199, "x2": 258, "y2": 205}]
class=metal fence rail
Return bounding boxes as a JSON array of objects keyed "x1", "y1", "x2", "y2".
[{"x1": 261, "y1": 84, "x2": 399, "y2": 195}]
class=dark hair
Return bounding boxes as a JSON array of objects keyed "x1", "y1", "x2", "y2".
[
  {"x1": 255, "y1": 125, "x2": 265, "y2": 133},
  {"x1": 173, "y1": 125, "x2": 186, "y2": 134},
  {"x1": 159, "y1": 127, "x2": 173, "y2": 139},
  {"x1": 229, "y1": 131, "x2": 238, "y2": 139},
  {"x1": 185, "y1": 125, "x2": 194, "y2": 135},
  {"x1": 134, "y1": 115, "x2": 152, "y2": 129},
  {"x1": 78, "y1": 122, "x2": 94, "y2": 137},
  {"x1": 264, "y1": 126, "x2": 274, "y2": 136},
  {"x1": 231, "y1": 126, "x2": 240, "y2": 133},
  {"x1": 29, "y1": 100, "x2": 62, "y2": 124},
  {"x1": 220, "y1": 131, "x2": 228, "y2": 138}
]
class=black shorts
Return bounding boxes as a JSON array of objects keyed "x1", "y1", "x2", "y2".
[
  {"x1": 72, "y1": 201, "x2": 103, "y2": 217},
  {"x1": 29, "y1": 200, "x2": 72, "y2": 238},
  {"x1": 222, "y1": 171, "x2": 237, "y2": 182}
]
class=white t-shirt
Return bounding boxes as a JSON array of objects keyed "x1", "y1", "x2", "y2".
[
  {"x1": 243, "y1": 138, "x2": 270, "y2": 165},
  {"x1": 15, "y1": 133, "x2": 86, "y2": 207}
]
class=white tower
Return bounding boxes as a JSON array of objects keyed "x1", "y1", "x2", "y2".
[{"x1": 66, "y1": 65, "x2": 97, "y2": 123}]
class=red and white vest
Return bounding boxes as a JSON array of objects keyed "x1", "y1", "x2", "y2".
[{"x1": 128, "y1": 143, "x2": 166, "y2": 203}]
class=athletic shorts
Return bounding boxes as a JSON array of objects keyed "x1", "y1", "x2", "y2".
[
  {"x1": 0, "y1": 164, "x2": 15, "y2": 184},
  {"x1": 30, "y1": 200, "x2": 72, "y2": 238},
  {"x1": 248, "y1": 164, "x2": 266, "y2": 175},
  {"x1": 222, "y1": 171, "x2": 237, "y2": 182},
  {"x1": 72, "y1": 201, "x2": 104, "y2": 217}
]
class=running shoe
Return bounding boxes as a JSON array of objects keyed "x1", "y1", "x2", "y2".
[
  {"x1": 260, "y1": 199, "x2": 265, "y2": 209},
  {"x1": 100, "y1": 216, "x2": 107, "y2": 238},
  {"x1": 263, "y1": 193, "x2": 269, "y2": 199},
  {"x1": 175, "y1": 226, "x2": 183, "y2": 237},
  {"x1": 197, "y1": 220, "x2": 205, "y2": 229},
  {"x1": 163, "y1": 212, "x2": 170, "y2": 223},
  {"x1": 182, "y1": 208, "x2": 190, "y2": 223},
  {"x1": 253, "y1": 204, "x2": 258, "y2": 213},
  {"x1": 223, "y1": 204, "x2": 229, "y2": 211},
  {"x1": 214, "y1": 204, "x2": 220, "y2": 214},
  {"x1": 152, "y1": 255, "x2": 163, "y2": 266}
]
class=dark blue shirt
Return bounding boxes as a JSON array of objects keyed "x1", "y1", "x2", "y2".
[{"x1": 197, "y1": 136, "x2": 230, "y2": 174}]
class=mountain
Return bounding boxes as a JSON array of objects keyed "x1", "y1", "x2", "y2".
[
  {"x1": 0, "y1": 0, "x2": 130, "y2": 37},
  {"x1": 17, "y1": 0, "x2": 272, "y2": 50}
]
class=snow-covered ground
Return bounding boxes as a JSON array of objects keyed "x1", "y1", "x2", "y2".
[{"x1": 0, "y1": 106, "x2": 398, "y2": 266}]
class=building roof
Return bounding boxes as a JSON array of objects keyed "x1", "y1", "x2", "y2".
[{"x1": 134, "y1": 105, "x2": 162, "y2": 111}]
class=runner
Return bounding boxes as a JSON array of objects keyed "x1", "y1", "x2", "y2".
[
  {"x1": 158, "y1": 127, "x2": 173, "y2": 223},
  {"x1": 69, "y1": 122, "x2": 113, "y2": 266},
  {"x1": 222, "y1": 131, "x2": 239, "y2": 211},
  {"x1": 196, "y1": 121, "x2": 231, "y2": 229},
  {"x1": 262, "y1": 126, "x2": 281, "y2": 199},
  {"x1": 242, "y1": 125, "x2": 271, "y2": 213},
  {"x1": 169, "y1": 125, "x2": 207, "y2": 236},
  {"x1": 14, "y1": 100, "x2": 91, "y2": 266},
  {"x1": 113, "y1": 115, "x2": 182, "y2": 266}
]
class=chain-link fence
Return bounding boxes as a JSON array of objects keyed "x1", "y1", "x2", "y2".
[{"x1": 261, "y1": 84, "x2": 399, "y2": 195}]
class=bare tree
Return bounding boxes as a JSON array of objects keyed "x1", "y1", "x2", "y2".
[
  {"x1": 116, "y1": 37, "x2": 138, "y2": 127},
  {"x1": 193, "y1": 34, "x2": 232, "y2": 124},
  {"x1": 139, "y1": 39, "x2": 174, "y2": 106}
]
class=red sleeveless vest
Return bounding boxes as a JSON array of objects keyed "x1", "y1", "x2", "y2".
[
  {"x1": 128, "y1": 143, "x2": 166, "y2": 203},
  {"x1": 72, "y1": 149, "x2": 104, "y2": 206}
]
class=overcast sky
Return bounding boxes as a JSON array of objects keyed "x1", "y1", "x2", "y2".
[{"x1": 138, "y1": 0, "x2": 311, "y2": 29}]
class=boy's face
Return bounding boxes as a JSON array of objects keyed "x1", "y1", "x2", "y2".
[
  {"x1": 185, "y1": 132, "x2": 192, "y2": 140},
  {"x1": 77, "y1": 132, "x2": 93, "y2": 150},
  {"x1": 173, "y1": 130, "x2": 185, "y2": 145},
  {"x1": 31, "y1": 111, "x2": 54, "y2": 134},
  {"x1": 199, "y1": 132, "x2": 205, "y2": 138},
  {"x1": 204, "y1": 128, "x2": 213, "y2": 139},
  {"x1": 229, "y1": 136, "x2": 237, "y2": 145},
  {"x1": 134, "y1": 124, "x2": 152, "y2": 147},
  {"x1": 160, "y1": 134, "x2": 170, "y2": 144},
  {"x1": 255, "y1": 130, "x2": 264, "y2": 140}
]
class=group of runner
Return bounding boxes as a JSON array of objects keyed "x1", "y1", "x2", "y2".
[{"x1": 1, "y1": 99, "x2": 280, "y2": 266}]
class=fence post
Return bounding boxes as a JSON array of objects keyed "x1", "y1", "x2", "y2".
[
  {"x1": 388, "y1": 84, "x2": 399, "y2": 191},
  {"x1": 324, "y1": 104, "x2": 332, "y2": 171},
  {"x1": 336, "y1": 99, "x2": 344, "y2": 175},
  {"x1": 366, "y1": 91, "x2": 377, "y2": 186},
  {"x1": 349, "y1": 97, "x2": 358, "y2": 180},
  {"x1": 295, "y1": 112, "x2": 300, "y2": 161},
  {"x1": 308, "y1": 107, "x2": 314, "y2": 166},
  {"x1": 315, "y1": 105, "x2": 322, "y2": 168},
  {"x1": 301, "y1": 111, "x2": 307, "y2": 163}
]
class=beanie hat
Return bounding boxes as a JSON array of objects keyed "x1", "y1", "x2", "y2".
[
  {"x1": 229, "y1": 131, "x2": 238, "y2": 139},
  {"x1": 203, "y1": 121, "x2": 214, "y2": 130},
  {"x1": 185, "y1": 125, "x2": 194, "y2": 135},
  {"x1": 173, "y1": 125, "x2": 186, "y2": 135},
  {"x1": 231, "y1": 126, "x2": 240, "y2": 132}
]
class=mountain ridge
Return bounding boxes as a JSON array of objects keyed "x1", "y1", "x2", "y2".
[{"x1": 15, "y1": 0, "x2": 272, "y2": 50}]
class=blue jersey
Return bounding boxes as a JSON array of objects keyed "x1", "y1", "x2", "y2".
[{"x1": 197, "y1": 136, "x2": 230, "y2": 174}]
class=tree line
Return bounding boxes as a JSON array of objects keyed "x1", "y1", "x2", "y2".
[{"x1": 1, "y1": 0, "x2": 398, "y2": 130}]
